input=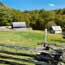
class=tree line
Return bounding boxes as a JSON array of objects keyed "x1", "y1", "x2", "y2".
[{"x1": 0, "y1": 2, "x2": 65, "y2": 30}]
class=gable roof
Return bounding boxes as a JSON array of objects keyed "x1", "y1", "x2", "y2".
[
  {"x1": 12, "y1": 22, "x2": 26, "y2": 28},
  {"x1": 52, "y1": 26, "x2": 62, "y2": 31}
]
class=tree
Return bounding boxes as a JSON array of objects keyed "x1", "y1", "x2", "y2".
[{"x1": 46, "y1": 21, "x2": 56, "y2": 30}]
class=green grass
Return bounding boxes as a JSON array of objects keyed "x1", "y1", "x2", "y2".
[
  {"x1": 0, "y1": 30, "x2": 65, "y2": 65},
  {"x1": 0, "y1": 30, "x2": 64, "y2": 46},
  {"x1": 0, "y1": 30, "x2": 43, "y2": 47}
]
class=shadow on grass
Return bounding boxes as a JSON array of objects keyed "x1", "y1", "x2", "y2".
[{"x1": 50, "y1": 39, "x2": 65, "y2": 43}]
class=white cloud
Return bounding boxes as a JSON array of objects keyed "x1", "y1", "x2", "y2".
[{"x1": 49, "y1": 3, "x2": 55, "y2": 7}]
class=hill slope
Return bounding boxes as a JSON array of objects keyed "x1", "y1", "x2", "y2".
[
  {"x1": 0, "y1": 2, "x2": 65, "y2": 30},
  {"x1": 0, "y1": 2, "x2": 16, "y2": 26}
]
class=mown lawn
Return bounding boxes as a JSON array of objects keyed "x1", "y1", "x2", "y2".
[{"x1": 0, "y1": 30, "x2": 65, "y2": 65}]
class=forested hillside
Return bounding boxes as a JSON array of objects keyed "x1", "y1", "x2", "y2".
[{"x1": 0, "y1": 2, "x2": 65, "y2": 30}]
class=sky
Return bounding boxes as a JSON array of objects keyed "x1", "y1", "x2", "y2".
[{"x1": 0, "y1": 0, "x2": 65, "y2": 11}]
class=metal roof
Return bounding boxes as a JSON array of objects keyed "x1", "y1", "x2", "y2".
[
  {"x1": 12, "y1": 22, "x2": 26, "y2": 28},
  {"x1": 51, "y1": 26, "x2": 62, "y2": 31}
]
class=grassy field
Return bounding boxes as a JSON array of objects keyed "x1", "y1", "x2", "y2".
[
  {"x1": 0, "y1": 30, "x2": 65, "y2": 65},
  {"x1": 0, "y1": 30, "x2": 65, "y2": 46},
  {"x1": 0, "y1": 30, "x2": 44, "y2": 47}
]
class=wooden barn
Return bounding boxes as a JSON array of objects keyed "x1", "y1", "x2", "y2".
[{"x1": 50, "y1": 26, "x2": 62, "y2": 34}]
